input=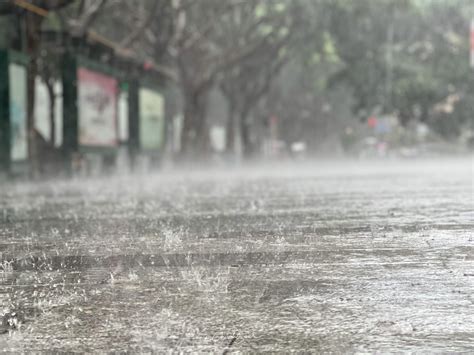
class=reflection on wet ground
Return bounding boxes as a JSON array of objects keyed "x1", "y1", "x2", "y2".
[{"x1": 0, "y1": 158, "x2": 473, "y2": 352}]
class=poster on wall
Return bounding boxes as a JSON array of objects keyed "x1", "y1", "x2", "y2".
[
  {"x1": 210, "y1": 125, "x2": 225, "y2": 152},
  {"x1": 34, "y1": 78, "x2": 63, "y2": 147},
  {"x1": 9, "y1": 63, "x2": 28, "y2": 161},
  {"x1": 35, "y1": 78, "x2": 51, "y2": 141},
  {"x1": 77, "y1": 67, "x2": 118, "y2": 147},
  {"x1": 139, "y1": 88, "x2": 165, "y2": 151}
]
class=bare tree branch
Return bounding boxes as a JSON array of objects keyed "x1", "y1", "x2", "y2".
[{"x1": 120, "y1": 0, "x2": 161, "y2": 49}]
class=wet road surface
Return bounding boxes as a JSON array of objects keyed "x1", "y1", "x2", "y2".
[{"x1": 0, "y1": 158, "x2": 473, "y2": 352}]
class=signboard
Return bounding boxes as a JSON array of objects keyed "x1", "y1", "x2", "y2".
[
  {"x1": 210, "y1": 125, "x2": 225, "y2": 152},
  {"x1": 139, "y1": 88, "x2": 165, "y2": 150},
  {"x1": 367, "y1": 116, "x2": 378, "y2": 128},
  {"x1": 77, "y1": 67, "x2": 118, "y2": 147},
  {"x1": 374, "y1": 118, "x2": 391, "y2": 134},
  {"x1": 35, "y1": 78, "x2": 63, "y2": 147},
  {"x1": 9, "y1": 63, "x2": 27, "y2": 161},
  {"x1": 35, "y1": 78, "x2": 51, "y2": 141}
]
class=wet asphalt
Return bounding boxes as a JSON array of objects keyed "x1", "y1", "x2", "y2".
[{"x1": 0, "y1": 158, "x2": 473, "y2": 352}]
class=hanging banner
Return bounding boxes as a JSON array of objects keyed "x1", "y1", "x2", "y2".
[
  {"x1": 139, "y1": 88, "x2": 165, "y2": 150},
  {"x1": 9, "y1": 63, "x2": 28, "y2": 161},
  {"x1": 77, "y1": 67, "x2": 118, "y2": 147}
]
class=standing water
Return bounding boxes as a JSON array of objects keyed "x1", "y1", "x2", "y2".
[{"x1": 0, "y1": 158, "x2": 473, "y2": 352}]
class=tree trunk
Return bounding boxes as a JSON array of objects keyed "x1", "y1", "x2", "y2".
[
  {"x1": 180, "y1": 87, "x2": 210, "y2": 159},
  {"x1": 225, "y1": 102, "x2": 236, "y2": 154},
  {"x1": 45, "y1": 79, "x2": 56, "y2": 146},
  {"x1": 239, "y1": 111, "x2": 254, "y2": 159},
  {"x1": 25, "y1": 12, "x2": 43, "y2": 178}
]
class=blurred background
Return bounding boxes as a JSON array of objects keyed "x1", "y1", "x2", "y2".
[{"x1": 0, "y1": 0, "x2": 473, "y2": 178}]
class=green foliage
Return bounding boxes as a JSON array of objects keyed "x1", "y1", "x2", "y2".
[{"x1": 311, "y1": 0, "x2": 473, "y2": 138}]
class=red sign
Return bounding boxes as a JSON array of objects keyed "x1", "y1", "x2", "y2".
[
  {"x1": 270, "y1": 115, "x2": 278, "y2": 126},
  {"x1": 367, "y1": 116, "x2": 378, "y2": 128},
  {"x1": 143, "y1": 60, "x2": 153, "y2": 71}
]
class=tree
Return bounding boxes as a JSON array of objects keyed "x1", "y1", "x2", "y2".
[
  {"x1": 324, "y1": 0, "x2": 473, "y2": 139},
  {"x1": 217, "y1": 0, "x2": 298, "y2": 158},
  {"x1": 127, "y1": 0, "x2": 304, "y2": 158},
  {"x1": 170, "y1": 0, "x2": 293, "y2": 157}
]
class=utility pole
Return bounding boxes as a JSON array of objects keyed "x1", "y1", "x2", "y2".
[{"x1": 385, "y1": 21, "x2": 394, "y2": 113}]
